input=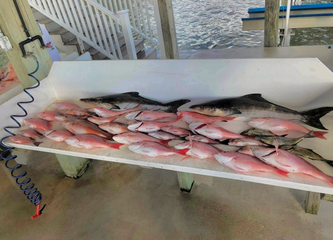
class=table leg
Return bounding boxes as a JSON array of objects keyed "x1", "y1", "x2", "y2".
[
  {"x1": 177, "y1": 172, "x2": 194, "y2": 193},
  {"x1": 55, "y1": 154, "x2": 90, "y2": 179},
  {"x1": 305, "y1": 191, "x2": 321, "y2": 215}
]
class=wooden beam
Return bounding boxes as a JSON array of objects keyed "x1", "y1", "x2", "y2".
[
  {"x1": 177, "y1": 172, "x2": 194, "y2": 193},
  {"x1": 264, "y1": 0, "x2": 280, "y2": 47},
  {"x1": 305, "y1": 191, "x2": 321, "y2": 215},
  {"x1": 154, "y1": 0, "x2": 179, "y2": 59},
  {"x1": 0, "y1": 0, "x2": 52, "y2": 88}
]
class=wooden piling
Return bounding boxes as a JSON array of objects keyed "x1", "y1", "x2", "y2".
[
  {"x1": 305, "y1": 191, "x2": 321, "y2": 215},
  {"x1": 177, "y1": 172, "x2": 194, "y2": 193},
  {"x1": 264, "y1": 0, "x2": 280, "y2": 47}
]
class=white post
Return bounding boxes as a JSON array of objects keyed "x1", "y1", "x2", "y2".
[
  {"x1": 152, "y1": 0, "x2": 166, "y2": 59},
  {"x1": 283, "y1": 0, "x2": 291, "y2": 46},
  {"x1": 117, "y1": 10, "x2": 137, "y2": 60},
  {"x1": 77, "y1": 37, "x2": 86, "y2": 54}
]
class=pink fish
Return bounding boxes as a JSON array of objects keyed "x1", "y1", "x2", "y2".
[
  {"x1": 128, "y1": 142, "x2": 189, "y2": 157},
  {"x1": 63, "y1": 120, "x2": 111, "y2": 138},
  {"x1": 251, "y1": 147, "x2": 333, "y2": 184},
  {"x1": 237, "y1": 146, "x2": 255, "y2": 156},
  {"x1": 99, "y1": 122, "x2": 130, "y2": 135},
  {"x1": 178, "y1": 111, "x2": 235, "y2": 124},
  {"x1": 91, "y1": 104, "x2": 140, "y2": 117},
  {"x1": 18, "y1": 129, "x2": 43, "y2": 139},
  {"x1": 65, "y1": 134, "x2": 123, "y2": 150},
  {"x1": 36, "y1": 111, "x2": 62, "y2": 121},
  {"x1": 24, "y1": 118, "x2": 52, "y2": 132},
  {"x1": 128, "y1": 117, "x2": 181, "y2": 133},
  {"x1": 62, "y1": 108, "x2": 91, "y2": 116},
  {"x1": 174, "y1": 141, "x2": 220, "y2": 159},
  {"x1": 189, "y1": 123, "x2": 247, "y2": 141},
  {"x1": 185, "y1": 135, "x2": 218, "y2": 144},
  {"x1": 125, "y1": 110, "x2": 177, "y2": 121},
  {"x1": 45, "y1": 130, "x2": 73, "y2": 142},
  {"x1": 9, "y1": 136, "x2": 41, "y2": 146},
  {"x1": 148, "y1": 131, "x2": 181, "y2": 140},
  {"x1": 228, "y1": 138, "x2": 267, "y2": 147},
  {"x1": 248, "y1": 118, "x2": 327, "y2": 139},
  {"x1": 112, "y1": 132, "x2": 169, "y2": 145},
  {"x1": 160, "y1": 126, "x2": 190, "y2": 136},
  {"x1": 55, "y1": 115, "x2": 82, "y2": 122},
  {"x1": 87, "y1": 116, "x2": 118, "y2": 125},
  {"x1": 214, "y1": 151, "x2": 288, "y2": 177},
  {"x1": 52, "y1": 102, "x2": 81, "y2": 111}
]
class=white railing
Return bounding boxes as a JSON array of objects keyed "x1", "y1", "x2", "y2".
[
  {"x1": 96, "y1": 0, "x2": 158, "y2": 47},
  {"x1": 29, "y1": 0, "x2": 137, "y2": 59}
]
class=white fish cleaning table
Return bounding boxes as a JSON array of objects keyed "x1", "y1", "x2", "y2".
[{"x1": 1, "y1": 59, "x2": 333, "y2": 199}]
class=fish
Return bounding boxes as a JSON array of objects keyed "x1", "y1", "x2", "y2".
[
  {"x1": 113, "y1": 132, "x2": 170, "y2": 145},
  {"x1": 237, "y1": 146, "x2": 255, "y2": 156},
  {"x1": 251, "y1": 147, "x2": 333, "y2": 184},
  {"x1": 90, "y1": 104, "x2": 140, "y2": 118},
  {"x1": 185, "y1": 135, "x2": 219, "y2": 144},
  {"x1": 80, "y1": 92, "x2": 190, "y2": 113},
  {"x1": 62, "y1": 120, "x2": 111, "y2": 138},
  {"x1": 189, "y1": 93, "x2": 333, "y2": 130},
  {"x1": 160, "y1": 126, "x2": 191, "y2": 136},
  {"x1": 87, "y1": 116, "x2": 118, "y2": 125},
  {"x1": 9, "y1": 136, "x2": 42, "y2": 146},
  {"x1": 128, "y1": 142, "x2": 189, "y2": 157},
  {"x1": 174, "y1": 141, "x2": 220, "y2": 159},
  {"x1": 189, "y1": 122, "x2": 247, "y2": 141},
  {"x1": 24, "y1": 118, "x2": 52, "y2": 132},
  {"x1": 248, "y1": 118, "x2": 328, "y2": 139},
  {"x1": 214, "y1": 151, "x2": 288, "y2": 177},
  {"x1": 125, "y1": 110, "x2": 177, "y2": 121},
  {"x1": 241, "y1": 128, "x2": 275, "y2": 137},
  {"x1": 61, "y1": 108, "x2": 91, "y2": 117},
  {"x1": 280, "y1": 145, "x2": 333, "y2": 167},
  {"x1": 52, "y1": 102, "x2": 82, "y2": 111},
  {"x1": 18, "y1": 129, "x2": 43, "y2": 140},
  {"x1": 65, "y1": 134, "x2": 123, "y2": 150},
  {"x1": 36, "y1": 111, "x2": 62, "y2": 121},
  {"x1": 54, "y1": 115, "x2": 84, "y2": 122},
  {"x1": 226, "y1": 138, "x2": 267, "y2": 147},
  {"x1": 99, "y1": 122, "x2": 130, "y2": 135},
  {"x1": 255, "y1": 132, "x2": 314, "y2": 147},
  {"x1": 45, "y1": 130, "x2": 74, "y2": 142},
  {"x1": 128, "y1": 117, "x2": 181, "y2": 133},
  {"x1": 148, "y1": 131, "x2": 181, "y2": 140},
  {"x1": 178, "y1": 111, "x2": 235, "y2": 124}
]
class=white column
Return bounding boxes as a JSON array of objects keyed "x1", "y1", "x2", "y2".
[{"x1": 117, "y1": 10, "x2": 137, "y2": 60}]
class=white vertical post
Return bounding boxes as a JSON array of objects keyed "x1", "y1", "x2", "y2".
[
  {"x1": 152, "y1": 0, "x2": 166, "y2": 59},
  {"x1": 77, "y1": 37, "x2": 85, "y2": 54},
  {"x1": 117, "y1": 10, "x2": 137, "y2": 60},
  {"x1": 283, "y1": 0, "x2": 291, "y2": 46}
]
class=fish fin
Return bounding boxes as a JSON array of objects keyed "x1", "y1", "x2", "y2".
[
  {"x1": 276, "y1": 169, "x2": 289, "y2": 178},
  {"x1": 324, "y1": 161, "x2": 333, "y2": 167},
  {"x1": 300, "y1": 107, "x2": 333, "y2": 130},
  {"x1": 219, "y1": 139, "x2": 229, "y2": 145},
  {"x1": 125, "y1": 92, "x2": 140, "y2": 96},
  {"x1": 231, "y1": 108, "x2": 242, "y2": 115},
  {"x1": 164, "y1": 99, "x2": 191, "y2": 113},
  {"x1": 273, "y1": 137, "x2": 279, "y2": 154},
  {"x1": 108, "y1": 143, "x2": 124, "y2": 150},
  {"x1": 311, "y1": 131, "x2": 328, "y2": 140},
  {"x1": 303, "y1": 131, "x2": 315, "y2": 139},
  {"x1": 242, "y1": 93, "x2": 273, "y2": 103},
  {"x1": 175, "y1": 148, "x2": 190, "y2": 156},
  {"x1": 160, "y1": 140, "x2": 171, "y2": 146},
  {"x1": 221, "y1": 116, "x2": 236, "y2": 121},
  {"x1": 33, "y1": 142, "x2": 42, "y2": 147},
  {"x1": 181, "y1": 156, "x2": 191, "y2": 161}
]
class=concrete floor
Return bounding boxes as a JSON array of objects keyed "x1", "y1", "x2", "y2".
[{"x1": 1, "y1": 151, "x2": 333, "y2": 240}]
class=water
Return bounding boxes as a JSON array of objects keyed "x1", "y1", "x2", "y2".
[{"x1": 172, "y1": 0, "x2": 333, "y2": 50}]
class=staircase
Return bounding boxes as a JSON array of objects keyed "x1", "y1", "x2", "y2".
[{"x1": 29, "y1": 0, "x2": 157, "y2": 60}]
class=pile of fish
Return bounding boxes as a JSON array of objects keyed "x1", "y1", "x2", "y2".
[{"x1": 9, "y1": 92, "x2": 333, "y2": 185}]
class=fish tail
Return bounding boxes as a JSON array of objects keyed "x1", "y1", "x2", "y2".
[
  {"x1": 301, "y1": 107, "x2": 333, "y2": 130},
  {"x1": 164, "y1": 99, "x2": 191, "y2": 113},
  {"x1": 175, "y1": 148, "x2": 190, "y2": 156},
  {"x1": 221, "y1": 116, "x2": 236, "y2": 121},
  {"x1": 108, "y1": 143, "x2": 124, "y2": 150},
  {"x1": 325, "y1": 175, "x2": 333, "y2": 185},
  {"x1": 276, "y1": 169, "x2": 289, "y2": 178},
  {"x1": 311, "y1": 131, "x2": 328, "y2": 140},
  {"x1": 33, "y1": 142, "x2": 42, "y2": 147}
]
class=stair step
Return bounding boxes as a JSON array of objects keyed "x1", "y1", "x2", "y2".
[
  {"x1": 50, "y1": 27, "x2": 69, "y2": 35},
  {"x1": 137, "y1": 48, "x2": 157, "y2": 60}
]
